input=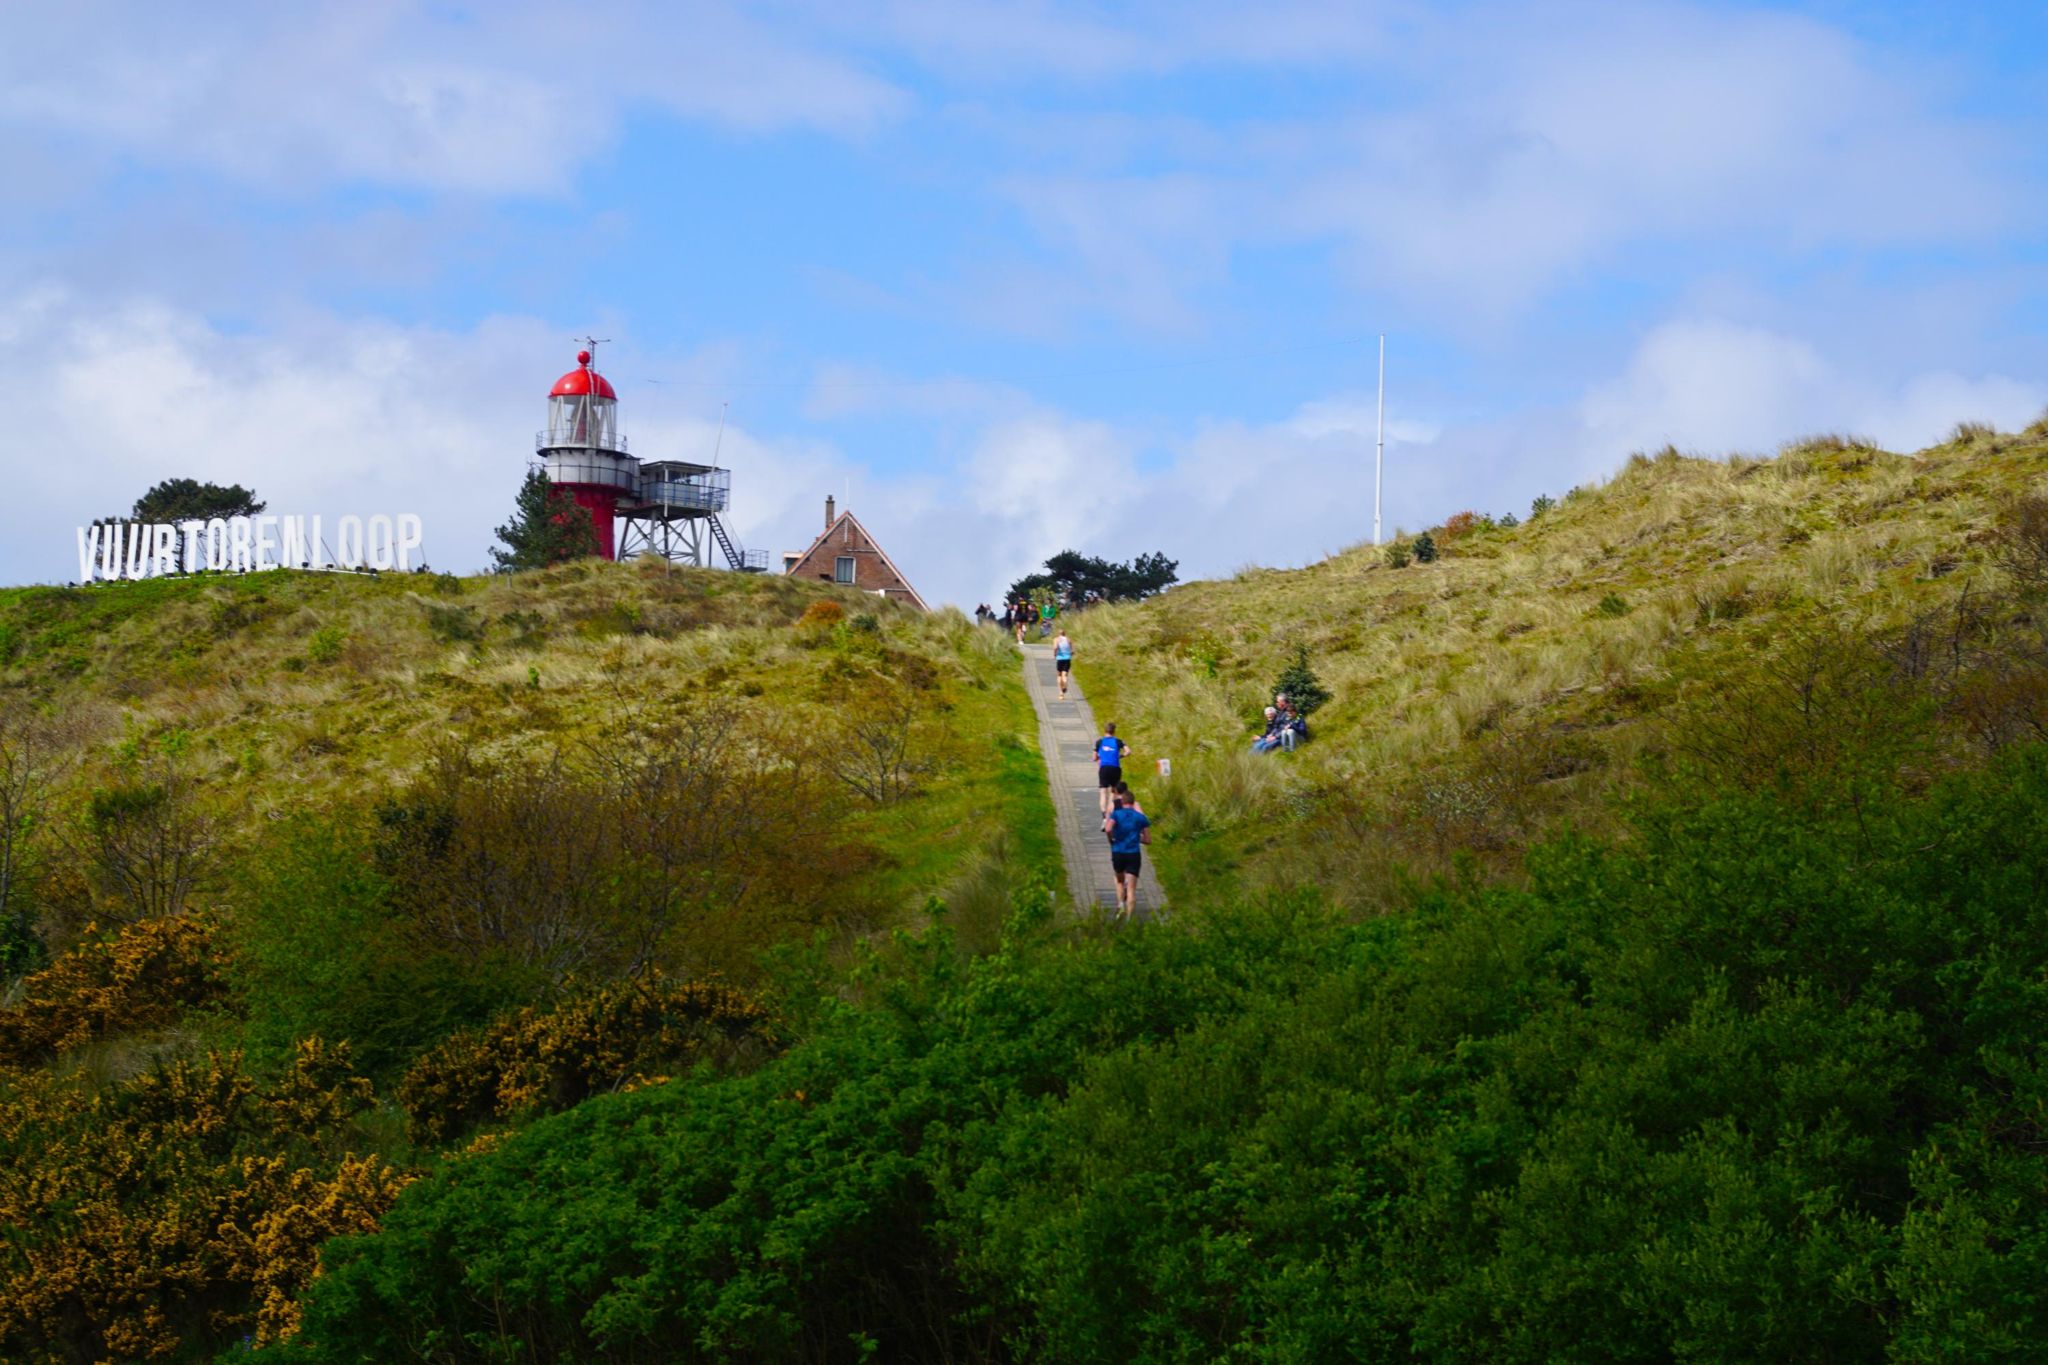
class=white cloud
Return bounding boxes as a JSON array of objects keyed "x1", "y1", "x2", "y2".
[
  {"x1": 0, "y1": 289, "x2": 865, "y2": 587},
  {"x1": 836, "y1": 0, "x2": 1399, "y2": 82},
  {"x1": 0, "y1": 2, "x2": 908, "y2": 196},
  {"x1": 965, "y1": 2, "x2": 2029, "y2": 331},
  {"x1": 1582, "y1": 318, "x2": 2047, "y2": 459}
]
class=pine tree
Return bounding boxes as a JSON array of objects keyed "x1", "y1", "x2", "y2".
[
  {"x1": 131, "y1": 478, "x2": 265, "y2": 525},
  {"x1": 1272, "y1": 645, "x2": 1331, "y2": 717},
  {"x1": 492, "y1": 470, "x2": 600, "y2": 572},
  {"x1": 103, "y1": 479, "x2": 267, "y2": 571}
]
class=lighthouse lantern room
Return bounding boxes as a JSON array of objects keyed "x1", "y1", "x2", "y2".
[{"x1": 533, "y1": 343, "x2": 766, "y2": 571}]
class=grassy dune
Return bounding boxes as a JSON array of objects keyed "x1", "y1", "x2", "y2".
[
  {"x1": 1070, "y1": 418, "x2": 2048, "y2": 905},
  {"x1": 0, "y1": 558, "x2": 1053, "y2": 956}
]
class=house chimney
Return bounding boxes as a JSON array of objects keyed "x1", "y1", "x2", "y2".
[{"x1": 825, "y1": 495, "x2": 836, "y2": 530}]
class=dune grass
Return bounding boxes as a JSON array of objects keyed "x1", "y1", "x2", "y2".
[
  {"x1": 1070, "y1": 426, "x2": 2048, "y2": 907},
  {"x1": 0, "y1": 559, "x2": 1054, "y2": 949}
]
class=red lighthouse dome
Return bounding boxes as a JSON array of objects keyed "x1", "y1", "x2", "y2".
[{"x1": 549, "y1": 350, "x2": 617, "y2": 399}]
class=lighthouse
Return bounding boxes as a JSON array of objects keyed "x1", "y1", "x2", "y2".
[
  {"x1": 536, "y1": 347, "x2": 636, "y2": 559},
  {"x1": 532, "y1": 343, "x2": 768, "y2": 571}
]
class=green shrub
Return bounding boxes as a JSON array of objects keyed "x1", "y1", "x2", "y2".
[
  {"x1": 421, "y1": 601, "x2": 483, "y2": 645},
  {"x1": 228, "y1": 817, "x2": 519, "y2": 1080},
  {"x1": 1412, "y1": 531, "x2": 1438, "y2": 563},
  {"x1": 499, "y1": 609, "x2": 550, "y2": 649},
  {"x1": 1531, "y1": 493, "x2": 1556, "y2": 518},
  {"x1": 306, "y1": 624, "x2": 345, "y2": 663},
  {"x1": 0, "y1": 908, "x2": 45, "y2": 981},
  {"x1": 1383, "y1": 541, "x2": 1412, "y2": 569},
  {"x1": 280, "y1": 745, "x2": 2048, "y2": 1364}
]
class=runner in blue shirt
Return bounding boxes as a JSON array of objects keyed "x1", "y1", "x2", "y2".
[
  {"x1": 1102, "y1": 790, "x2": 1151, "y2": 921},
  {"x1": 1052, "y1": 628, "x2": 1074, "y2": 699},
  {"x1": 1095, "y1": 722, "x2": 1127, "y2": 816}
]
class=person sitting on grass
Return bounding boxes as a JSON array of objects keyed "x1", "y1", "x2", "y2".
[
  {"x1": 1276, "y1": 697, "x2": 1309, "y2": 752},
  {"x1": 1251, "y1": 705, "x2": 1283, "y2": 754}
]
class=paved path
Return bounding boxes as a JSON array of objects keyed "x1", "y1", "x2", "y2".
[{"x1": 1020, "y1": 642, "x2": 1167, "y2": 921}]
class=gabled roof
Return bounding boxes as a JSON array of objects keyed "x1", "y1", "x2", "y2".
[{"x1": 789, "y1": 510, "x2": 930, "y2": 611}]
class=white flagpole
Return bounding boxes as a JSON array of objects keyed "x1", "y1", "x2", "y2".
[{"x1": 1374, "y1": 334, "x2": 1386, "y2": 546}]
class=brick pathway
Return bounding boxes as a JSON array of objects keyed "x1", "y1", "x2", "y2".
[{"x1": 1020, "y1": 642, "x2": 1167, "y2": 921}]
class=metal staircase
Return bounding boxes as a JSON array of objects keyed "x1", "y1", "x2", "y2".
[{"x1": 707, "y1": 515, "x2": 768, "y2": 572}]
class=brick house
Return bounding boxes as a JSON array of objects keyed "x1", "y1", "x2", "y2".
[{"x1": 781, "y1": 497, "x2": 929, "y2": 610}]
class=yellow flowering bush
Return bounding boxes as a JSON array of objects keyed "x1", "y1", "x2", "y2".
[
  {"x1": 0, "y1": 1038, "x2": 411, "y2": 1362},
  {"x1": 0, "y1": 913, "x2": 228, "y2": 1067},
  {"x1": 398, "y1": 975, "x2": 776, "y2": 1144}
]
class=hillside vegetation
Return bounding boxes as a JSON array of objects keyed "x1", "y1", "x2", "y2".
[
  {"x1": 4, "y1": 414, "x2": 2048, "y2": 1363},
  {"x1": 0, "y1": 561, "x2": 1053, "y2": 1360},
  {"x1": 0, "y1": 560, "x2": 1052, "y2": 961},
  {"x1": 1071, "y1": 418, "x2": 2048, "y2": 904}
]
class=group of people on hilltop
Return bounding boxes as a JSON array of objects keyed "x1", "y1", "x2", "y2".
[
  {"x1": 974, "y1": 599, "x2": 1047, "y2": 640},
  {"x1": 1251, "y1": 692, "x2": 1309, "y2": 754},
  {"x1": 976, "y1": 590, "x2": 1108, "y2": 641}
]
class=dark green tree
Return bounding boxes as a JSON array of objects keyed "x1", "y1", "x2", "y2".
[
  {"x1": 1008, "y1": 549, "x2": 1178, "y2": 605},
  {"x1": 1271, "y1": 645, "x2": 1331, "y2": 717},
  {"x1": 1412, "y1": 530, "x2": 1438, "y2": 563},
  {"x1": 492, "y1": 470, "x2": 600, "y2": 572},
  {"x1": 93, "y1": 480, "x2": 268, "y2": 571},
  {"x1": 131, "y1": 478, "x2": 265, "y2": 525}
]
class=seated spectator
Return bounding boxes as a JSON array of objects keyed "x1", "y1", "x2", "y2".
[{"x1": 1251, "y1": 705, "x2": 1282, "y2": 753}]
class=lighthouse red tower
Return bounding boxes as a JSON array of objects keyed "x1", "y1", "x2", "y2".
[
  {"x1": 532, "y1": 342, "x2": 768, "y2": 571},
  {"x1": 536, "y1": 346, "x2": 635, "y2": 559}
]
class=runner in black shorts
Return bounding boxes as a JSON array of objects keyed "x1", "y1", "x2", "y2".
[
  {"x1": 1095, "y1": 722, "x2": 1127, "y2": 815},
  {"x1": 1103, "y1": 789, "x2": 1152, "y2": 920},
  {"x1": 1052, "y1": 628, "x2": 1073, "y2": 698}
]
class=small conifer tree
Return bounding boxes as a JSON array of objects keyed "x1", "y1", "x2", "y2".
[
  {"x1": 1272, "y1": 645, "x2": 1331, "y2": 717},
  {"x1": 1412, "y1": 531, "x2": 1438, "y2": 563},
  {"x1": 492, "y1": 470, "x2": 600, "y2": 572}
]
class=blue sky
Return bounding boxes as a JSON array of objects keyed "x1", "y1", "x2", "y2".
[{"x1": 3, "y1": 1, "x2": 2044, "y2": 605}]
